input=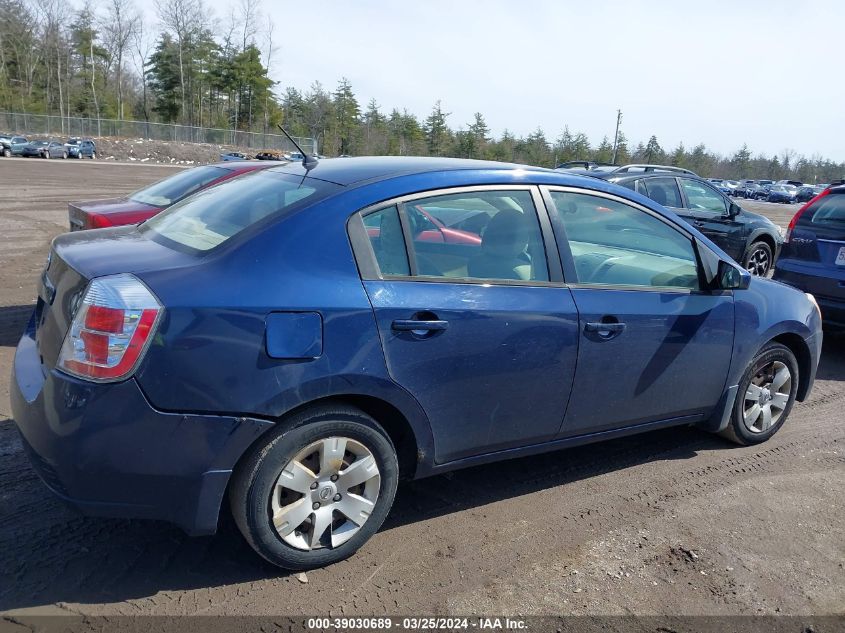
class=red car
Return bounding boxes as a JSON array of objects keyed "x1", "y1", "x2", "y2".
[{"x1": 68, "y1": 162, "x2": 280, "y2": 230}]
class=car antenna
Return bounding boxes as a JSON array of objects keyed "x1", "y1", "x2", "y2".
[{"x1": 277, "y1": 125, "x2": 318, "y2": 170}]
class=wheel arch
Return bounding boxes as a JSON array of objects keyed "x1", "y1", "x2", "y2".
[
  {"x1": 230, "y1": 391, "x2": 429, "y2": 486},
  {"x1": 769, "y1": 332, "x2": 813, "y2": 401},
  {"x1": 745, "y1": 230, "x2": 778, "y2": 260}
]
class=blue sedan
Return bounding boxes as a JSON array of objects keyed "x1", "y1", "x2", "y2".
[{"x1": 11, "y1": 157, "x2": 822, "y2": 569}]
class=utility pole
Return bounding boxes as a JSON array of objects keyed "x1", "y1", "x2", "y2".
[{"x1": 611, "y1": 109, "x2": 622, "y2": 165}]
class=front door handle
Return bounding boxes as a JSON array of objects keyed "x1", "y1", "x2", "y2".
[
  {"x1": 584, "y1": 321, "x2": 626, "y2": 340},
  {"x1": 392, "y1": 319, "x2": 449, "y2": 332}
]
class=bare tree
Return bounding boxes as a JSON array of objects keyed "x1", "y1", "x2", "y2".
[
  {"x1": 155, "y1": 0, "x2": 203, "y2": 124},
  {"x1": 35, "y1": 0, "x2": 71, "y2": 131},
  {"x1": 262, "y1": 12, "x2": 276, "y2": 135},
  {"x1": 239, "y1": 0, "x2": 259, "y2": 50},
  {"x1": 101, "y1": 0, "x2": 140, "y2": 120},
  {"x1": 130, "y1": 16, "x2": 153, "y2": 123}
]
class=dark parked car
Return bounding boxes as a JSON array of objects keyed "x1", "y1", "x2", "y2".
[
  {"x1": 767, "y1": 184, "x2": 798, "y2": 204},
  {"x1": 774, "y1": 184, "x2": 845, "y2": 328},
  {"x1": 255, "y1": 149, "x2": 285, "y2": 161},
  {"x1": 21, "y1": 140, "x2": 67, "y2": 159},
  {"x1": 65, "y1": 138, "x2": 96, "y2": 159},
  {"x1": 594, "y1": 170, "x2": 783, "y2": 276},
  {"x1": 796, "y1": 186, "x2": 818, "y2": 203},
  {"x1": 0, "y1": 133, "x2": 27, "y2": 157},
  {"x1": 748, "y1": 183, "x2": 774, "y2": 200},
  {"x1": 734, "y1": 180, "x2": 756, "y2": 198},
  {"x1": 220, "y1": 151, "x2": 249, "y2": 161},
  {"x1": 12, "y1": 157, "x2": 822, "y2": 570},
  {"x1": 555, "y1": 160, "x2": 617, "y2": 171},
  {"x1": 68, "y1": 161, "x2": 279, "y2": 230}
]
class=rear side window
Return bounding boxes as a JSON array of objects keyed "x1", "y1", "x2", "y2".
[
  {"x1": 643, "y1": 177, "x2": 683, "y2": 208},
  {"x1": 142, "y1": 171, "x2": 338, "y2": 251},
  {"x1": 802, "y1": 194, "x2": 845, "y2": 227},
  {"x1": 129, "y1": 165, "x2": 227, "y2": 207},
  {"x1": 363, "y1": 207, "x2": 410, "y2": 276},
  {"x1": 360, "y1": 189, "x2": 549, "y2": 283}
]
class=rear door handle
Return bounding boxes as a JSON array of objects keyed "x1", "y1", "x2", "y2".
[
  {"x1": 392, "y1": 319, "x2": 449, "y2": 332},
  {"x1": 584, "y1": 321, "x2": 626, "y2": 340}
]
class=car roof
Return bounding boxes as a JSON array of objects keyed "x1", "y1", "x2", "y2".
[{"x1": 268, "y1": 156, "x2": 550, "y2": 186}]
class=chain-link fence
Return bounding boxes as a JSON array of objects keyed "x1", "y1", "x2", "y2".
[{"x1": 0, "y1": 112, "x2": 317, "y2": 154}]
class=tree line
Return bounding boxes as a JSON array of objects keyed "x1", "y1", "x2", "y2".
[{"x1": 1, "y1": 0, "x2": 842, "y2": 182}]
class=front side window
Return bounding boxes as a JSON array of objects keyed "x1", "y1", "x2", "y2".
[
  {"x1": 643, "y1": 177, "x2": 683, "y2": 208},
  {"x1": 130, "y1": 165, "x2": 228, "y2": 207},
  {"x1": 362, "y1": 190, "x2": 549, "y2": 283},
  {"x1": 549, "y1": 191, "x2": 700, "y2": 290},
  {"x1": 143, "y1": 171, "x2": 338, "y2": 251},
  {"x1": 680, "y1": 178, "x2": 727, "y2": 214}
]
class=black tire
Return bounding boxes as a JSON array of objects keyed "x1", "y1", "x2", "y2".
[
  {"x1": 719, "y1": 342, "x2": 799, "y2": 446},
  {"x1": 2, "y1": 148, "x2": 10, "y2": 158},
  {"x1": 90, "y1": 152, "x2": 96, "y2": 160},
  {"x1": 62, "y1": 151, "x2": 67, "y2": 159},
  {"x1": 743, "y1": 240, "x2": 773, "y2": 276},
  {"x1": 229, "y1": 405, "x2": 399, "y2": 570}
]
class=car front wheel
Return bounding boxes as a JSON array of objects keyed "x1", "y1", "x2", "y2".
[
  {"x1": 230, "y1": 405, "x2": 399, "y2": 570},
  {"x1": 720, "y1": 342, "x2": 799, "y2": 446},
  {"x1": 743, "y1": 241, "x2": 772, "y2": 276}
]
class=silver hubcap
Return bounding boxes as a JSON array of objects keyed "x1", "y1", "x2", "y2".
[
  {"x1": 743, "y1": 360, "x2": 791, "y2": 433},
  {"x1": 270, "y1": 437, "x2": 380, "y2": 551},
  {"x1": 746, "y1": 247, "x2": 770, "y2": 276}
]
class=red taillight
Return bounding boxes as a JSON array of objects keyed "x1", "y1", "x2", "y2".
[
  {"x1": 58, "y1": 274, "x2": 162, "y2": 382},
  {"x1": 785, "y1": 188, "x2": 830, "y2": 242},
  {"x1": 85, "y1": 305, "x2": 125, "y2": 332},
  {"x1": 87, "y1": 213, "x2": 113, "y2": 229}
]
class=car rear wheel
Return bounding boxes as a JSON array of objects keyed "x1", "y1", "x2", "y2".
[
  {"x1": 62, "y1": 151, "x2": 67, "y2": 159},
  {"x1": 743, "y1": 241, "x2": 772, "y2": 276},
  {"x1": 2, "y1": 148, "x2": 10, "y2": 158},
  {"x1": 90, "y1": 152, "x2": 96, "y2": 160},
  {"x1": 230, "y1": 405, "x2": 399, "y2": 570},
  {"x1": 719, "y1": 342, "x2": 798, "y2": 446}
]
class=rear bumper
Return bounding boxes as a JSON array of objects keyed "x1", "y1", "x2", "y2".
[
  {"x1": 10, "y1": 313, "x2": 273, "y2": 535},
  {"x1": 774, "y1": 262, "x2": 845, "y2": 329}
]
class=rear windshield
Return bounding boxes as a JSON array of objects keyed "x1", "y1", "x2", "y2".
[
  {"x1": 801, "y1": 193, "x2": 845, "y2": 228},
  {"x1": 141, "y1": 170, "x2": 340, "y2": 251},
  {"x1": 130, "y1": 165, "x2": 227, "y2": 207}
]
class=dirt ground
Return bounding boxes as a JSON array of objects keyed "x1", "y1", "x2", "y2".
[{"x1": 0, "y1": 158, "x2": 843, "y2": 618}]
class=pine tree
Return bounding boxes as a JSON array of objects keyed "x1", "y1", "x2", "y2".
[
  {"x1": 333, "y1": 77, "x2": 360, "y2": 155},
  {"x1": 424, "y1": 100, "x2": 450, "y2": 156}
]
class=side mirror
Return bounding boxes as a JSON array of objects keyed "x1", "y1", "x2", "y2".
[
  {"x1": 728, "y1": 203, "x2": 741, "y2": 218},
  {"x1": 696, "y1": 238, "x2": 751, "y2": 290},
  {"x1": 718, "y1": 260, "x2": 751, "y2": 290}
]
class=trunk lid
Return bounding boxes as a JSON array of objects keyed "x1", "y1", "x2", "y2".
[
  {"x1": 36, "y1": 226, "x2": 195, "y2": 368},
  {"x1": 68, "y1": 197, "x2": 161, "y2": 231}
]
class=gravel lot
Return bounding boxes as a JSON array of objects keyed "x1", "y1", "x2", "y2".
[{"x1": 0, "y1": 158, "x2": 843, "y2": 618}]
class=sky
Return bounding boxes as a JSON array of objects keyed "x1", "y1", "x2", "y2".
[{"x1": 135, "y1": 0, "x2": 845, "y2": 161}]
